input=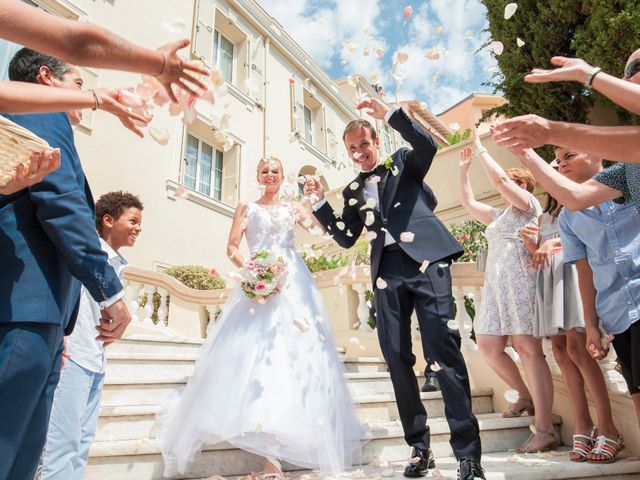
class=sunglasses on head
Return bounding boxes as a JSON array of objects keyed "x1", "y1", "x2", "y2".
[{"x1": 624, "y1": 58, "x2": 640, "y2": 79}]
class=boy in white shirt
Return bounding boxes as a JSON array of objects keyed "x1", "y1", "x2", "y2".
[{"x1": 40, "y1": 191, "x2": 143, "y2": 480}]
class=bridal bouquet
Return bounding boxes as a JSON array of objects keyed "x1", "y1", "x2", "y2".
[{"x1": 240, "y1": 250, "x2": 288, "y2": 302}]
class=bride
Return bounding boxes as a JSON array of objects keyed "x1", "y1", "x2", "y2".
[{"x1": 157, "y1": 157, "x2": 364, "y2": 478}]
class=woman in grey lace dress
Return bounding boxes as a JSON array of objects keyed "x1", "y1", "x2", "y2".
[{"x1": 458, "y1": 131, "x2": 555, "y2": 453}]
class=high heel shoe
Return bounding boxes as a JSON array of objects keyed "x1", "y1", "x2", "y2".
[
  {"x1": 516, "y1": 428, "x2": 559, "y2": 453},
  {"x1": 502, "y1": 398, "x2": 535, "y2": 418}
]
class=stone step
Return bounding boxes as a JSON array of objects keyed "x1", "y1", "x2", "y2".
[
  {"x1": 104, "y1": 353, "x2": 388, "y2": 379},
  {"x1": 95, "y1": 389, "x2": 495, "y2": 442},
  {"x1": 101, "y1": 370, "x2": 432, "y2": 407},
  {"x1": 311, "y1": 448, "x2": 640, "y2": 480},
  {"x1": 86, "y1": 414, "x2": 562, "y2": 479},
  {"x1": 109, "y1": 335, "x2": 205, "y2": 356}
]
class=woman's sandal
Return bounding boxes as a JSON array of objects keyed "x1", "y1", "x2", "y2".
[
  {"x1": 569, "y1": 426, "x2": 597, "y2": 462},
  {"x1": 587, "y1": 434, "x2": 624, "y2": 464},
  {"x1": 502, "y1": 398, "x2": 535, "y2": 418},
  {"x1": 516, "y1": 428, "x2": 559, "y2": 453},
  {"x1": 262, "y1": 457, "x2": 284, "y2": 480}
]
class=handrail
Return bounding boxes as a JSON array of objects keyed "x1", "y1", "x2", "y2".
[{"x1": 124, "y1": 262, "x2": 485, "y2": 302}]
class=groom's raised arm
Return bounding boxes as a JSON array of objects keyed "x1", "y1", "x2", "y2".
[{"x1": 387, "y1": 107, "x2": 438, "y2": 180}]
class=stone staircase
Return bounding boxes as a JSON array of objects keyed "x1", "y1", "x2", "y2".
[{"x1": 85, "y1": 335, "x2": 640, "y2": 480}]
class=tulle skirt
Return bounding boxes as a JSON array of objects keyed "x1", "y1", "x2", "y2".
[{"x1": 156, "y1": 250, "x2": 364, "y2": 477}]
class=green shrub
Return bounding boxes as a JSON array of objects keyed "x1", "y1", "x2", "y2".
[
  {"x1": 164, "y1": 265, "x2": 226, "y2": 290},
  {"x1": 449, "y1": 220, "x2": 488, "y2": 263}
]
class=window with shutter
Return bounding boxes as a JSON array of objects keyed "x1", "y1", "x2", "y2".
[{"x1": 192, "y1": 0, "x2": 216, "y2": 67}]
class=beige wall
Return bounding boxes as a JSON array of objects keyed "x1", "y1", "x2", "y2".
[{"x1": 437, "y1": 94, "x2": 506, "y2": 135}]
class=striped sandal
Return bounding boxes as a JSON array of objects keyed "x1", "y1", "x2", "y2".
[
  {"x1": 569, "y1": 426, "x2": 596, "y2": 462},
  {"x1": 587, "y1": 434, "x2": 624, "y2": 464}
]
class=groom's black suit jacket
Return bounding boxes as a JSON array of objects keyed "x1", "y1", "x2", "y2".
[{"x1": 314, "y1": 108, "x2": 463, "y2": 283}]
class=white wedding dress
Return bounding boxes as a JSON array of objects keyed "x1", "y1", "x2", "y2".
[{"x1": 157, "y1": 202, "x2": 364, "y2": 477}]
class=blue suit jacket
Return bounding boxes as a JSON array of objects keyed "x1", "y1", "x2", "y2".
[
  {"x1": 0, "y1": 112, "x2": 122, "y2": 332},
  {"x1": 314, "y1": 108, "x2": 463, "y2": 283}
]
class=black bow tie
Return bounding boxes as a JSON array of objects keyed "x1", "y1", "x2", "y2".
[{"x1": 359, "y1": 166, "x2": 382, "y2": 182}]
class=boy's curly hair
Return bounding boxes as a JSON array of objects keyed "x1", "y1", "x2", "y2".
[{"x1": 95, "y1": 191, "x2": 143, "y2": 234}]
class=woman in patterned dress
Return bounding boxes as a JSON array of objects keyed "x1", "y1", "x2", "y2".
[{"x1": 458, "y1": 131, "x2": 556, "y2": 453}]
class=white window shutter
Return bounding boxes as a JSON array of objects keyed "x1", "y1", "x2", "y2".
[
  {"x1": 192, "y1": 0, "x2": 216, "y2": 67},
  {"x1": 325, "y1": 108, "x2": 338, "y2": 160},
  {"x1": 290, "y1": 77, "x2": 304, "y2": 135},
  {"x1": 222, "y1": 146, "x2": 239, "y2": 206},
  {"x1": 248, "y1": 36, "x2": 265, "y2": 104}
]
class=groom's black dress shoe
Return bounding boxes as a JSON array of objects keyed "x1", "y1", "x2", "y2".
[
  {"x1": 421, "y1": 373, "x2": 440, "y2": 392},
  {"x1": 457, "y1": 458, "x2": 485, "y2": 480},
  {"x1": 403, "y1": 447, "x2": 435, "y2": 477}
]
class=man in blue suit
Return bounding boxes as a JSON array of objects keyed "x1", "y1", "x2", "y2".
[
  {"x1": 305, "y1": 98, "x2": 484, "y2": 480},
  {"x1": 0, "y1": 49, "x2": 131, "y2": 480}
]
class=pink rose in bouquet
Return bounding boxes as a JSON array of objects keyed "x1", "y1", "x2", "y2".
[{"x1": 238, "y1": 250, "x2": 288, "y2": 302}]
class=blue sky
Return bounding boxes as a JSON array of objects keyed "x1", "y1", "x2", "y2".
[{"x1": 257, "y1": 0, "x2": 499, "y2": 114}]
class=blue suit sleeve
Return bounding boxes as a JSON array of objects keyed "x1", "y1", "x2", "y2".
[
  {"x1": 24, "y1": 113, "x2": 123, "y2": 302},
  {"x1": 387, "y1": 108, "x2": 438, "y2": 180}
]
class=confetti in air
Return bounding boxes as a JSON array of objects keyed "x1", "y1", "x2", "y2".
[
  {"x1": 504, "y1": 2, "x2": 518, "y2": 19},
  {"x1": 376, "y1": 277, "x2": 388, "y2": 289}
]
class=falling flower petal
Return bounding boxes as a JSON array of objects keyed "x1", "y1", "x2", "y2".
[
  {"x1": 364, "y1": 231, "x2": 377, "y2": 241},
  {"x1": 249, "y1": 308, "x2": 255, "y2": 315},
  {"x1": 391, "y1": 166, "x2": 399, "y2": 176},
  {"x1": 419, "y1": 260, "x2": 430, "y2": 273},
  {"x1": 119, "y1": 89, "x2": 144, "y2": 108},
  {"x1": 352, "y1": 151, "x2": 363, "y2": 159},
  {"x1": 244, "y1": 77, "x2": 261, "y2": 93},
  {"x1": 173, "y1": 185, "x2": 189, "y2": 200},
  {"x1": 396, "y1": 50, "x2": 410, "y2": 64},
  {"x1": 365, "y1": 211, "x2": 375, "y2": 226},
  {"x1": 403, "y1": 5, "x2": 413, "y2": 20},
  {"x1": 293, "y1": 317, "x2": 311, "y2": 333},
  {"x1": 394, "y1": 202, "x2": 402, "y2": 208},
  {"x1": 484, "y1": 65, "x2": 498, "y2": 72},
  {"x1": 369, "y1": 175, "x2": 381, "y2": 184},
  {"x1": 425, "y1": 49, "x2": 441, "y2": 60},
  {"x1": 449, "y1": 122, "x2": 461, "y2": 131},
  {"x1": 349, "y1": 181, "x2": 360, "y2": 190},
  {"x1": 465, "y1": 30, "x2": 473, "y2": 38},
  {"x1": 371, "y1": 456, "x2": 381, "y2": 468},
  {"x1": 343, "y1": 40, "x2": 358, "y2": 53},
  {"x1": 348, "y1": 198, "x2": 358, "y2": 206},
  {"x1": 375, "y1": 47, "x2": 385, "y2": 58},
  {"x1": 432, "y1": 71, "x2": 441, "y2": 83},
  {"x1": 149, "y1": 126, "x2": 170, "y2": 145},
  {"x1": 365, "y1": 197, "x2": 377, "y2": 209},
  {"x1": 504, "y1": 389, "x2": 520, "y2": 403},
  {"x1": 336, "y1": 221, "x2": 346, "y2": 231},
  {"x1": 363, "y1": 45, "x2": 370, "y2": 57},
  {"x1": 381, "y1": 469, "x2": 395, "y2": 477},
  {"x1": 255, "y1": 423, "x2": 262, "y2": 432},
  {"x1": 504, "y1": 2, "x2": 518, "y2": 19},
  {"x1": 349, "y1": 336, "x2": 360, "y2": 345},
  {"x1": 517, "y1": 37, "x2": 526, "y2": 48},
  {"x1": 161, "y1": 19, "x2": 186, "y2": 33},
  {"x1": 430, "y1": 361, "x2": 441, "y2": 372},
  {"x1": 491, "y1": 41, "x2": 505, "y2": 56},
  {"x1": 347, "y1": 75, "x2": 358, "y2": 87},
  {"x1": 447, "y1": 319, "x2": 459, "y2": 330},
  {"x1": 376, "y1": 277, "x2": 387, "y2": 289},
  {"x1": 400, "y1": 231, "x2": 415, "y2": 243},
  {"x1": 435, "y1": 26, "x2": 444, "y2": 34},
  {"x1": 346, "y1": 230, "x2": 353, "y2": 237}
]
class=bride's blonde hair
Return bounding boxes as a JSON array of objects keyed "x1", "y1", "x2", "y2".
[{"x1": 256, "y1": 156, "x2": 284, "y2": 179}]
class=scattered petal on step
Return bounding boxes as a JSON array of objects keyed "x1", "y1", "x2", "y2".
[
  {"x1": 504, "y1": 388, "x2": 520, "y2": 403},
  {"x1": 381, "y1": 469, "x2": 395, "y2": 477}
]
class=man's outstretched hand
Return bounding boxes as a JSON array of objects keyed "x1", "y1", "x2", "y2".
[{"x1": 356, "y1": 98, "x2": 391, "y2": 120}]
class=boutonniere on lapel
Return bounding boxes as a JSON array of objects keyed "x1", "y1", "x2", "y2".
[{"x1": 383, "y1": 156, "x2": 399, "y2": 176}]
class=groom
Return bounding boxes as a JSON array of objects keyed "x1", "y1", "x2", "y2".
[{"x1": 304, "y1": 99, "x2": 483, "y2": 480}]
